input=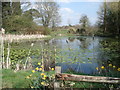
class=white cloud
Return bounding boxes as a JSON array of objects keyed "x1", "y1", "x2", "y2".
[
  {"x1": 59, "y1": 8, "x2": 81, "y2": 26},
  {"x1": 84, "y1": 0, "x2": 102, "y2": 2},
  {"x1": 59, "y1": 0, "x2": 71, "y2": 3},
  {"x1": 60, "y1": 8, "x2": 74, "y2": 14}
]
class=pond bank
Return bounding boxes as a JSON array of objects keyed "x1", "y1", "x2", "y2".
[{"x1": 0, "y1": 34, "x2": 51, "y2": 42}]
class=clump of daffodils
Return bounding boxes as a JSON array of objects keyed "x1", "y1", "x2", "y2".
[
  {"x1": 95, "y1": 64, "x2": 120, "y2": 77},
  {"x1": 29, "y1": 62, "x2": 55, "y2": 88}
]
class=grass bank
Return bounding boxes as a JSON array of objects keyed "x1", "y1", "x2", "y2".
[{"x1": 2, "y1": 69, "x2": 38, "y2": 88}]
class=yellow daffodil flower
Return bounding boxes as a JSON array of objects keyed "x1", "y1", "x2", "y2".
[
  {"x1": 26, "y1": 76, "x2": 30, "y2": 79},
  {"x1": 35, "y1": 67, "x2": 39, "y2": 71},
  {"x1": 117, "y1": 68, "x2": 120, "y2": 71},
  {"x1": 41, "y1": 65, "x2": 44, "y2": 68},
  {"x1": 30, "y1": 74, "x2": 32, "y2": 77},
  {"x1": 38, "y1": 63, "x2": 41, "y2": 65},
  {"x1": 51, "y1": 68, "x2": 54, "y2": 71},
  {"x1": 41, "y1": 73, "x2": 45, "y2": 76},
  {"x1": 31, "y1": 86, "x2": 34, "y2": 88},
  {"x1": 44, "y1": 75, "x2": 47, "y2": 78},
  {"x1": 41, "y1": 82, "x2": 45, "y2": 85},
  {"x1": 42, "y1": 77, "x2": 46, "y2": 80},
  {"x1": 39, "y1": 68, "x2": 42, "y2": 71},
  {"x1": 109, "y1": 64, "x2": 112, "y2": 67},
  {"x1": 101, "y1": 66, "x2": 105, "y2": 69},
  {"x1": 113, "y1": 66, "x2": 116, "y2": 68},
  {"x1": 32, "y1": 70, "x2": 35, "y2": 73},
  {"x1": 96, "y1": 67, "x2": 98, "y2": 70}
]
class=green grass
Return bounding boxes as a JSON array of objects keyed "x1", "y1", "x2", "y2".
[
  {"x1": 2, "y1": 69, "x2": 55, "y2": 88},
  {"x1": 2, "y1": 69, "x2": 39, "y2": 88}
]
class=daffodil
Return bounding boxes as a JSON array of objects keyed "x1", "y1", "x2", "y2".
[
  {"x1": 39, "y1": 68, "x2": 42, "y2": 71},
  {"x1": 113, "y1": 66, "x2": 116, "y2": 68},
  {"x1": 38, "y1": 62, "x2": 41, "y2": 65},
  {"x1": 35, "y1": 67, "x2": 39, "y2": 71},
  {"x1": 30, "y1": 74, "x2": 32, "y2": 77},
  {"x1": 96, "y1": 67, "x2": 98, "y2": 70},
  {"x1": 117, "y1": 68, "x2": 120, "y2": 71},
  {"x1": 31, "y1": 86, "x2": 34, "y2": 88},
  {"x1": 109, "y1": 64, "x2": 112, "y2": 67},
  {"x1": 32, "y1": 70, "x2": 35, "y2": 73},
  {"x1": 41, "y1": 65, "x2": 44, "y2": 68},
  {"x1": 41, "y1": 82, "x2": 45, "y2": 85},
  {"x1": 41, "y1": 73, "x2": 45, "y2": 76},
  {"x1": 26, "y1": 76, "x2": 30, "y2": 79},
  {"x1": 101, "y1": 66, "x2": 105, "y2": 69},
  {"x1": 44, "y1": 75, "x2": 47, "y2": 78},
  {"x1": 51, "y1": 68, "x2": 54, "y2": 71},
  {"x1": 42, "y1": 77, "x2": 46, "y2": 80}
]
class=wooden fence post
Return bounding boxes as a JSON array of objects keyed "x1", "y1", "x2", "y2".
[{"x1": 54, "y1": 66, "x2": 61, "y2": 89}]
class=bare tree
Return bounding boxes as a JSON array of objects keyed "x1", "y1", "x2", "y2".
[{"x1": 35, "y1": 0, "x2": 61, "y2": 28}]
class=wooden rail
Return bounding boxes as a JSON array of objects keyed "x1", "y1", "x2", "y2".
[
  {"x1": 56, "y1": 73, "x2": 120, "y2": 84},
  {"x1": 55, "y1": 66, "x2": 120, "y2": 84}
]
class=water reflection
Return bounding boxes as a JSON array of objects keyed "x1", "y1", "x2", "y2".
[{"x1": 46, "y1": 36, "x2": 103, "y2": 74}]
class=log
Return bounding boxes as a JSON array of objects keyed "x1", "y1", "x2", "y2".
[{"x1": 56, "y1": 73, "x2": 120, "y2": 84}]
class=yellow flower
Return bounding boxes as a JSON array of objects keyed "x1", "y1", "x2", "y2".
[
  {"x1": 41, "y1": 73, "x2": 45, "y2": 76},
  {"x1": 39, "y1": 68, "x2": 42, "y2": 71},
  {"x1": 42, "y1": 77, "x2": 46, "y2": 80},
  {"x1": 30, "y1": 74, "x2": 32, "y2": 77},
  {"x1": 51, "y1": 68, "x2": 54, "y2": 71},
  {"x1": 26, "y1": 76, "x2": 30, "y2": 79},
  {"x1": 101, "y1": 66, "x2": 105, "y2": 69},
  {"x1": 32, "y1": 70, "x2": 35, "y2": 73},
  {"x1": 96, "y1": 67, "x2": 98, "y2": 70},
  {"x1": 31, "y1": 86, "x2": 34, "y2": 88},
  {"x1": 117, "y1": 68, "x2": 120, "y2": 71},
  {"x1": 41, "y1": 65, "x2": 44, "y2": 68},
  {"x1": 38, "y1": 63, "x2": 41, "y2": 65},
  {"x1": 109, "y1": 64, "x2": 112, "y2": 67},
  {"x1": 35, "y1": 67, "x2": 39, "y2": 71},
  {"x1": 41, "y1": 82, "x2": 45, "y2": 85},
  {"x1": 44, "y1": 75, "x2": 47, "y2": 78},
  {"x1": 113, "y1": 66, "x2": 116, "y2": 68}
]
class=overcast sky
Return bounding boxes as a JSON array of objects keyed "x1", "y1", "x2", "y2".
[{"x1": 58, "y1": 2, "x2": 102, "y2": 26}]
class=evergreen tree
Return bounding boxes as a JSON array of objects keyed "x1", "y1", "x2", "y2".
[{"x1": 97, "y1": 2, "x2": 120, "y2": 36}]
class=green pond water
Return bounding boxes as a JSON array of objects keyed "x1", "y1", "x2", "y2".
[{"x1": 5, "y1": 36, "x2": 120, "y2": 77}]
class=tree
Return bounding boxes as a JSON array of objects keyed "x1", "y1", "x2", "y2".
[
  {"x1": 2, "y1": 1, "x2": 38, "y2": 34},
  {"x1": 97, "y1": 2, "x2": 120, "y2": 36},
  {"x1": 0, "y1": 1, "x2": 2, "y2": 28},
  {"x1": 11, "y1": 2, "x2": 22, "y2": 15},
  {"x1": 35, "y1": 0, "x2": 61, "y2": 28},
  {"x1": 79, "y1": 15, "x2": 90, "y2": 31}
]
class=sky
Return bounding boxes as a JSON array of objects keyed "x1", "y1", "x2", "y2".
[{"x1": 58, "y1": 2, "x2": 102, "y2": 26}]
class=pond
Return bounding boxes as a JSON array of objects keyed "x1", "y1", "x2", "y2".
[{"x1": 5, "y1": 36, "x2": 120, "y2": 77}]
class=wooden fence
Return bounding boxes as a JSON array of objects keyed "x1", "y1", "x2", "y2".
[{"x1": 54, "y1": 66, "x2": 120, "y2": 88}]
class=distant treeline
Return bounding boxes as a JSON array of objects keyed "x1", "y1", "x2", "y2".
[{"x1": 1, "y1": 1, "x2": 120, "y2": 36}]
